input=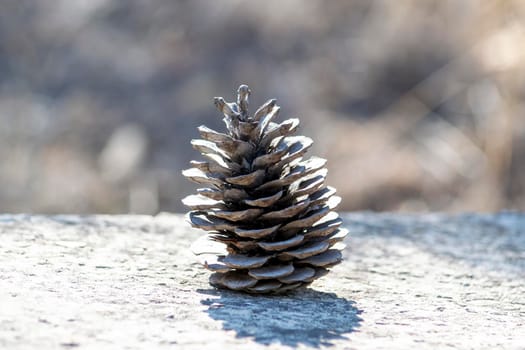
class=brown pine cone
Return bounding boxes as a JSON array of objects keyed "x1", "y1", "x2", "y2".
[{"x1": 183, "y1": 85, "x2": 346, "y2": 293}]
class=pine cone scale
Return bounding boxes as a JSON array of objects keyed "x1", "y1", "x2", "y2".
[
  {"x1": 233, "y1": 224, "x2": 281, "y2": 239},
  {"x1": 280, "y1": 206, "x2": 333, "y2": 231},
  {"x1": 300, "y1": 249, "x2": 343, "y2": 267},
  {"x1": 279, "y1": 240, "x2": 330, "y2": 260},
  {"x1": 253, "y1": 99, "x2": 276, "y2": 121},
  {"x1": 225, "y1": 169, "x2": 265, "y2": 187},
  {"x1": 197, "y1": 125, "x2": 233, "y2": 143},
  {"x1": 256, "y1": 234, "x2": 304, "y2": 251},
  {"x1": 258, "y1": 199, "x2": 310, "y2": 221},
  {"x1": 210, "y1": 208, "x2": 264, "y2": 222},
  {"x1": 212, "y1": 271, "x2": 258, "y2": 290},
  {"x1": 247, "y1": 263, "x2": 294, "y2": 280},
  {"x1": 247, "y1": 280, "x2": 282, "y2": 293},
  {"x1": 278, "y1": 266, "x2": 315, "y2": 284},
  {"x1": 243, "y1": 190, "x2": 283, "y2": 208},
  {"x1": 221, "y1": 254, "x2": 271, "y2": 269}
]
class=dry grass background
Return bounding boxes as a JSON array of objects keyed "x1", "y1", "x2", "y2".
[{"x1": 0, "y1": 0, "x2": 523, "y2": 214}]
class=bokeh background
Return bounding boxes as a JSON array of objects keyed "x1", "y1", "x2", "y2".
[{"x1": 1, "y1": 0, "x2": 524, "y2": 214}]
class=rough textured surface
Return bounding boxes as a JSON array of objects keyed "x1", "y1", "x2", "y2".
[{"x1": 0, "y1": 213, "x2": 524, "y2": 349}]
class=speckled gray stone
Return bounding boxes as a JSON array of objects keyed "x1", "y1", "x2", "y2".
[{"x1": 0, "y1": 213, "x2": 524, "y2": 349}]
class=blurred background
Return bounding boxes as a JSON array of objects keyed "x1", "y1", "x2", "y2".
[{"x1": 0, "y1": 0, "x2": 524, "y2": 214}]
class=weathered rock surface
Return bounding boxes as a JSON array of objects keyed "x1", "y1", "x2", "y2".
[{"x1": 0, "y1": 213, "x2": 524, "y2": 349}]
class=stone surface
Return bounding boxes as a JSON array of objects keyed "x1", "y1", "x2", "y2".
[{"x1": 0, "y1": 213, "x2": 524, "y2": 349}]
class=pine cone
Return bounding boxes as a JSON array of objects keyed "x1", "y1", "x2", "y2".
[{"x1": 183, "y1": 85, "x2": 346, "y2": 294}]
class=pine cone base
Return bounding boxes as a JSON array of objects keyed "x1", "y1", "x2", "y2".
[{"x1": 183, "y1": 85, "x2": 346, "y2": 294}]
